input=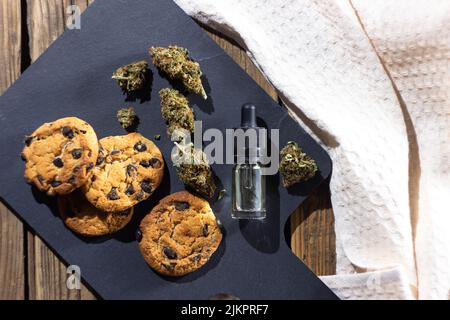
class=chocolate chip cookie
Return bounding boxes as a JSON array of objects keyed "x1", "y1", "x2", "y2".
[
  {"x1": 82, "y1": 133, "x2": 164, "y2": 213},
  {"x1": 22, "y1": 117, "x2": 98, "y2": 195},
  {"x1": 58, "y1": 190, "x2": 133, "y2": 236},
  {"x1": 138, "y1": 191, "x2": 223, "y2": 276}
]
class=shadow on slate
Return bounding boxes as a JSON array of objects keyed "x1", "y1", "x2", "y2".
[
  {"x1": 0, "y1": 0, "x2": 336, "y2": 299},
  {"x1": 190, "y1": 76, "x2": 214, "y2": 114}
]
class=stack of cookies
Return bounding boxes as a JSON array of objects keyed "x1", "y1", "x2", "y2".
[
  {"x1": 22, "y1": 116, "x2": 223, "y2": 277},
  {"x1": 22, "y1": 117, "x2": 164, "y2": 237}
]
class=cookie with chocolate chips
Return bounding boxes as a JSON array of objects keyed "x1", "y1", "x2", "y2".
[
  {"x1": 58, "y1": 190, "x2": 133, "y2": 236},
  {"x1": 138, "y1": 191, "x2": 222, "y2": 276},
  {"x1": 82, "y1": 133, "x2": 164, "y2": 213},
  {"x1": 22, "y1": 117, "x2": 98, "y2": 195}
]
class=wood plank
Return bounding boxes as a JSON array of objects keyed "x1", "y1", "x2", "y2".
[
  {"x1": 0, "y1": 205, "x2": 25, "y2": 300},
  {"x1": 27, "y1": 0, "x2": 71, "y2": 62},
  {"x1": 205, "y1": 27, "x2": 335, "y2": 275},
  {"x1": 26, "y1": 0, "x2": 95, "y2": 300},
  {"x1": 291, "y1": 183, "x2": 336, "y2": 275},
  {"x1": 0, "y1": 0, "x2": 22, "y2": 92},
  {"x1": 0, "y1": 0, "x2": 25, "y2": 300},
  {"x1": 27, "y1": 231, "x2": 95, "y2": 300},
  {"x1": 72, "y1": 0, "x2": 90, "y2": 14}
]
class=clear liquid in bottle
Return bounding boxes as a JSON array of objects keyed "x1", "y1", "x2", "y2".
[{"x1": 232, "y1": 163, "x2": 266, "y2": 219}]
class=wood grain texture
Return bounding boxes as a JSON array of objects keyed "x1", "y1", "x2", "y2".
[
  {"x1": 25, "y1": 0, "x2": 96, "y2": 300},
  {"x1": 27, "y1": 0, "x2": 71, "y2": 62},
  {"x1": 0, "y1": 0, "x2": 334, "y2": 300},
  {"x1": 291, "y1": 183, "x2": 336, "y2": 275},
  {"x1": 0, "y1": 0, "x2": 25, "y2": 300},
  {"x1": 0, "y1": 205, "x2": 25, "y2": 299},
  {"x1": 0, "y1": 0, "x2": 22, "y2": 92},
  {"x1": 27, "y1": 231, "x2": 95, "y2": 300}
]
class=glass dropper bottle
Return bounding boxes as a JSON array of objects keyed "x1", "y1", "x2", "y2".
[{"x1": 231, "y1": 103, "x2": 266, "y2": 220}]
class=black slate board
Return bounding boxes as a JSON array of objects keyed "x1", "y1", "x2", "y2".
[{"x1": 0, "y1": 0, "x2": 336, "y2": 299}]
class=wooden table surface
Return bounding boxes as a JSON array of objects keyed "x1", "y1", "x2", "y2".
[{"x1": 0, "y1": 0, "x2": 335, "y2": 300}]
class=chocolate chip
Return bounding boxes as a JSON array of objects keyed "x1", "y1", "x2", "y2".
[
  {"x1": 139, "y1": 160, "x2": 150, "y2": 168},
  {"x1": 149, "y1": 158, "x2": 162, "y2": 168},
  {"x1": 135, "y1": 229, "x2": 143, "y2": 242},
  {"x1": 71, "y1": 149, "x2": 83, "y2": 159},
  {"x1": 125, "y1": 184, "x2": 135, "y2": 196},
  {"x1": 139, "y1": 158, "x2": 161, "y2": 168},
  {"x1": 111, "y1": 149, "x2": 120, "y2": 155},
  {"x1": 140, "y1": 180, "x2": 152, "y2": 193},
  {"x1": 91, "y1": 175, "x2": 96, "y2": 182},
  {"x1": 88, "y1": 150, "x2": 92, "y2": 157},
  {"x1": 174, "y1": 201, "x2": 190, "y2": 211},
  {"x1": 96, "y1": 156, "x2": 104, "y2": 166},
  {"x1": 86, "y1": 163, "x2": 94, "y2": 171},
  {"x1": 24, "y1": 136, "x2": 33, "y2": 146},
  {"x1": 163, "y1": 247, "x2": 177, "y2": 259},
  {"x1": 202, "y1": 224, "x2": 209, "y2": 237},
  {"x1": 37, "y1": 175, "x2": 45, "y2": 185},
  {"x1": 107, "y1": 187, "x2": 120, "y2": 200},
  {"x1": 126, "y1": 164, "x2": 137, "y2": 176},
  {"x1": 51, "y1": 180, "x2": 62, "y2": 188},
  {"x1": 53, "y1": 157, "x2": 64, "y2": 168},
  {"x1": 135, "y1": 190, "x2": 145, "y2": 201},
  {"x1": 80, "y1": 130, "x2": 87, "y2": 134},
  {"x1": 68, "y1": 175, "x2": 76, "y2": 184},
  {"x1": 134, "y1": 141, "x2": 147, "y2": 152},
  {"x1": 21, "y1": 153, "x2": 26, "y2": 161},
  {"x1": 62, "y1": 126, "x2": 74, "y2": 139},
  {"x1": 73, "y1": 165, "x2": 81, "y2": 174}
]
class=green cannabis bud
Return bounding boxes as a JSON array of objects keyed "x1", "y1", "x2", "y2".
[
  {"x1": 112, "y1": 60, "x2": 148, "y2": 92},
  {"x1": 117, "y1": 107, "x2": 137, "y2": 129},
  {"x1": 172, "y1": 142, "x2": 216, "y2": 198},
  {"x1": 159, "y1": 88, "x2": 194, "y2": 135},
  {"x1": 279, "y1": 141, "x2": 317, "y2": 187},
  {"x1": 149, "y1": 46, "x2": 207, "y2": 99}
]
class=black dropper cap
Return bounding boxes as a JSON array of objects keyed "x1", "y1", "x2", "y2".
[
  {"x1": 236, "y1": 103, "x2": 263, "y2": 163},
  {"x1": 241, "y1": 103, "x2": 257, "y2": 128}
]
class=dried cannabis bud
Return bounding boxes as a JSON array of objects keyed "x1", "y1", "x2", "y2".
[
  {"x1": 117, "y1": 107, "x2": 137, "y2": 129},
  {"x1": 112, "y1": 60, "x2": 148, "y2": 92},
  {"x1": 149, "y1": 46, "x2": 207, "y2": 99},
  {"x1": 171, "y1": 142, "x2": 216, "y2": 198},
  {"x1": 279, "y1": 141, "x2": 317, "y2": 187},
  {"x1": 159, "y1": 88, "x2": 194, "y2": 135}
]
